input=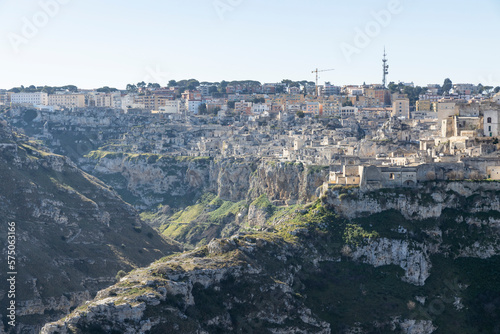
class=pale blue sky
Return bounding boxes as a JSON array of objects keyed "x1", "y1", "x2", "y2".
[{"x1": 0, "y1": 0, "x2": 499, "y2": 89}]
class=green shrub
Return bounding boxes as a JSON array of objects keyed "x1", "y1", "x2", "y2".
[{"x1": 115, "y1": 270, "x2": 127, "y2": 281}]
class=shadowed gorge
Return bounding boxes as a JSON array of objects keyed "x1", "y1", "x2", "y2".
[{"x1": 0, "y1": 123, "x2": 180, "y2": 333}]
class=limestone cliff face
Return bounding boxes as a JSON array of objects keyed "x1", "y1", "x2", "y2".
[
  {"x1": 249, "y1": 163, "x2": 329, "y2": 205},
  {"x1": 325, "y1": 182, "x2": 500, "y2": 288},
  {"x1": 42, "y1": 236, "x2": 331, "y2": 334},
  {"x1": 325, "y1": 182, "x2": 500, "y2": 220},
  {"x1": 246, "y1": 203, "x2": 271, "y2": 227},
  {"x1": 209, "y1": 158, "x2": 254, "y2": 202},
  {"x1": 83, "y1": 153, "x2": 212, "y2": 209},
  {"x1": 84, "y1": 154, "x2": 329, "y2": 209},
  {"x1": 0, "y1": 126, "x2": 180, "y2": 333},
  {"x1": 40, "y1": 179, "x2": 500, "y2": 333},
  {"x1": 347, "y1": 238, "x2": 431, "y2": 286}
]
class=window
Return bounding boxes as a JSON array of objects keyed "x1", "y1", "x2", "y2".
[
  {"x1": 488, "y1": 117, "x2": 492, "y2": 123},
  {"x1": 489, "y1": 126, "x2": 492, "y2": 132}
]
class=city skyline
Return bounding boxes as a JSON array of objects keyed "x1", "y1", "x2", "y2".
[{"x1": 1, "y1": 0, "x2": 499, "y2": 89}]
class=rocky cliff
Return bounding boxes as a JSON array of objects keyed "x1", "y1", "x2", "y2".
[
  {"x1": 0, "y1": 124, "x2": 180, "y2": 333},
  {"x1": 41, "y1": 181, "x2": 500, "y2": 333},
  {"x1": 325, "y1": 181, "x2": 500, "y2": 220},
  {"x1": 83, "y1": 154, "x2": 329, "y2": 248},
  {"x1": 83, "y1": 153, "x2": 328, "y2": 210},
  {"x1": 42, "y1": 236, "x2": 331, "y2": 334}
]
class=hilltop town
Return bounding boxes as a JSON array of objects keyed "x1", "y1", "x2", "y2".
[{"x1": 2, "y1": 77, "x2": 500, "y2": 193}]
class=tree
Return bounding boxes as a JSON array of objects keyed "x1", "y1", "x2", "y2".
[
  {"x1": 477, "y1": 83, "x2": 484, "y2": 94},
  {"x1": 97, "y1": 86, "x2": 118, "y2": 93},
  {"x1": 483, "y1": 86, "x2": 494, "y2": 96},
  {"x1": 276, "y1": 86, "x2": 285, "y2": 94},
  {"x1": 137, "y1": 81, "x2": 146, "y2": 89},
  {"x1": 227, "y1": 101, "x2": 236, "y2": 109},
  {"x1": 41, "y1": 86, "x2": 55, "y2": 94},
  {"x1": 343, "y1": 100, "x2": 353, "y2": 107},
  {"x1": 59, "y1": 85, "x2": 78, "y2": 92},
  {"x1": 208, "y1": 86, "x2": 218, "y2": 95},
  {"x1": 387, "y1": 82, "x2": 398, "y2": 94},
  {"x1": 168, "y1": 80, "x2": 177, "y2": 87},
  {"x1": 116, "y1": 270, "x2": 127, "y2": 281},
  {"x1": 442, "y1": 78, "x2": 452, "y2": 95},
  {"x1": 185, "y1": 79, "x2": 200, "y2": 91},
  {"x1": 447, "y1": 170, "x2": 463, "y2": 180},
  {"x1": 296, "y1": 110, "x2": 305, "y2": 118},
  {"x1": 198, "y1": 103, "x2": 207, "y2": 115},
  {"x1": 252, "y1": 97, "x2": 266, "y2": 104},
  {"x1": 126, "y1": 84, "x2": 138, "y2": 93},
  {"x1": 494, "y1": 86, "x2": 500, "y2": 94},
  {"x1": 469, "y1": 170, "x2": 484, "y2": 180},
  {"x1": 403, "y1": 85, "x2": 426, "y2": 106}
]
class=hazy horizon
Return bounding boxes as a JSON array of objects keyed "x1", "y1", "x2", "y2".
[{"x1": 1, "y1": 0, "x2": 499, "y2": 89}]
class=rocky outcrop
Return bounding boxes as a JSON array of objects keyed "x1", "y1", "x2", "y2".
[
  {"x1": 394, "y1": 319, "x2": 437, "y2": 334},
  {"x1": 84, "y1": 154, "x2": 329, "y2": 210},
  {"x1": 325, "y1": 181, "x2": 500, "y2": 220},
  {"x1": 325, "y1": 182, "x2": 500, "y2": 289},
  {"x1": 0, "y1": 126, "x2": 180, "y2": 333},
  {"x1": 42, "y1": 236, "x2": 331, "y2": 334},
  {"x1": 83, "y1": 152, "x2": 212, "y2": 209},
  {"x1": 249, "y1": 162, "x2": 329, "y2": 205},
  {"x1": 348, "y1": 238, "x2": 431, "y2": 286},
  {"x1": 40, "y1": 180, "x2": 500, "y2": 333},
  {"x1": 247, "y1": 203, "x2": 271, "y2": 226},
  {"x1": 210, "y1": 158, "x2": 255, "y2": 202}
]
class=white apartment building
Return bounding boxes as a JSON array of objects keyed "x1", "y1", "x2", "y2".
[
  {"x1": 492, "y1": 92, "x2": 500, "y2": 104},
  {"x1": 156, "y1": 100, "x2": 182, "y2": 114},
  {"x1": 323, "y1": 102, "x2": 342, "y2": 116},
  {"x1": 452, "y1": 84, "x2": 475, "y2": 95},
  {"x1": 251, "y1": 103, "x2": 269, "y2": 114},
  {"x1": 391, "y1": 94, "x2": 410, "y2": 119},
  {"x1": 48, "y1": 93, "x2": 85, "y2": 108},
  {"x1": 121, "y1": 94, "x2": 136, "y2": 111},
  {"x1": 187, "y1": 100, "x2": 202, "y2": 114},
  {"x1": 341, "y1": 106, "x2": 358, "y2": 118},
  {"x1": 89, "y1": 93, "x2": 122, "y2": 109},
  {"x1": 484, "y1": 109, "x2": 500, "y2": 137},
  {"x1": 11, "y1": 92, "x2": 48, "y2": 106}
]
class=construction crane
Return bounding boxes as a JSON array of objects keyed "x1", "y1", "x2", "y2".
[{"x1": 311, "y1": 68, "x2": 335, "y2": 96}]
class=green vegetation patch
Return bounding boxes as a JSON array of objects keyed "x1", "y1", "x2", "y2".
[
  {"x1": 307, "y1": 165, "x2": 329, "y2": 175},
  {"x1": 85, "y1": 150, "x2": 211, "y2": 165},
  {"x1": 208, "y1": 200, "x2": 246, "y2": 223},
  {"x1": 343, "y1": 224, "x2": 380, "y2": 246},
  {"x1": 251, "y1": 194, "x2": 276, "y2": 215}
]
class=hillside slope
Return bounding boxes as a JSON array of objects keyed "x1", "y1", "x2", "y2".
[
  {"x1": 0, "y1": 123, "x2": 180, "y2": 333},
  {"x1": 42, "y1": 182, "x2": 500, "y2": 333}
]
